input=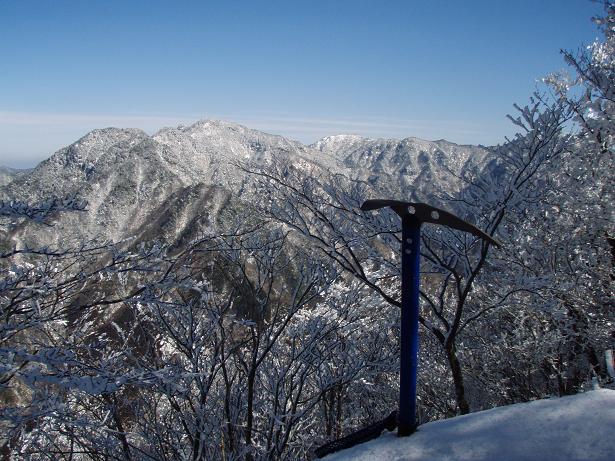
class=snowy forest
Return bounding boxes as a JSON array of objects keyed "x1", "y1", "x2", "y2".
[{"x1": 1, "y1": 4, "x2": 614, "y2": 460}]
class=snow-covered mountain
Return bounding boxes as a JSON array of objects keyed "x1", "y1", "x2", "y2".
[
  {"x1": 0, "y1": 120, "x2": 489, "y2": 248},
  {"x1": 313, "y1": 134, "x2": 488, "y2": 199}
]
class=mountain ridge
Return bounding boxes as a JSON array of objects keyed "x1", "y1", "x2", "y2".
[{"x1": 1, "y1": 119, "x2": 490, "y2": 249}]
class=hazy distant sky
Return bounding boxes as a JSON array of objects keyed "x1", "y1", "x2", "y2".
[{"x1": 0, "y1": 0, "x2": 604, "y2": 168}]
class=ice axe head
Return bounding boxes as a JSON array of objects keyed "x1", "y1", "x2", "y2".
[{"x1": 361, "y1": 199, "x2": 500, "y2": 247}]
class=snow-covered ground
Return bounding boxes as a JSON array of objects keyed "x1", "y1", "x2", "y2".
[{"x1": 324, "y1": 389, "x2": 615, "y2": 461}]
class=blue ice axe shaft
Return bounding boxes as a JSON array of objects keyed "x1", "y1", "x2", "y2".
[
  {"x1": 400, "y1": 215, "x2": 421, "y2": 436},
  {"x1": 361, "y1": 200, "x2": 500, "y2": 436}
]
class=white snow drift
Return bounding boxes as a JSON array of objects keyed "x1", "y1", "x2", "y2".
[{"x1": 324, "y1": 389, "x2": 615, "y2": 461}]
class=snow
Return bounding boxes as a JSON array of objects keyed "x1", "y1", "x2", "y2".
[{"x1": 323, "y1": 389, "x2": 615, "y2": 461}]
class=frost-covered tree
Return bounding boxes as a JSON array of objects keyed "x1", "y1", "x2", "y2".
[
  {"x1": 477, "y1": 1, "x2": 615, "y2": 399},
  {"x1": 2, "y1": 210, "x2": 400, "y2": 459}
]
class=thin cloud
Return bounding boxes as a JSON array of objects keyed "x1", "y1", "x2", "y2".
[
  {"x1": 224, "y1": 114, "x2": 486, "y2": 141},
  {"x1": 0, "y1": 110, "x2": 484, "y2": 135}
]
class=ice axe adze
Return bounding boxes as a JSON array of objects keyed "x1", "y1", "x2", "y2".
[{"x1": 361, "y1": 200, "x2": 500, "y2": 436}]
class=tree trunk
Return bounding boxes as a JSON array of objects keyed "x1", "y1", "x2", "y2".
[
  {"x1": 335, "y1": 385, "x2": 343, "y2": 438},
  {"x1": 245, "y1": 369, "x2": 256, "y2": 461},
  {"x1": 102, "y1": 394, "x2": 132, "y2": 461},
  {"x1": 446, "y1": 344, "x2": 470, "y2": 415}
]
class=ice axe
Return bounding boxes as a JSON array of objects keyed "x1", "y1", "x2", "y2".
[{"x1": 361, "y1": 200, "x2": 500, "y2": 436}]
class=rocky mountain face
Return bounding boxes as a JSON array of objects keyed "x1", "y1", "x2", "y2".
[{"x1": 0, "y1": 120, "x2": 489, "y2": 248}]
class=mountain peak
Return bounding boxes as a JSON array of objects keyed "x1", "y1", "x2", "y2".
[
  {"x1": 152, "y1": 119, "x2": 311, "y2": 168},
  {"x1": 52, "y1": 127, "x2": 149, "y2": 168},
  {"x1": 188, "y1": 119, "x2": 244, "y2": 130},
  {"x1": 311, "y1": 134, "x2": 367, "y2": 153}
]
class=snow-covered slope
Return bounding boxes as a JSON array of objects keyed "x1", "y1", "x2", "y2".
[
  {"x1": 313, "y1": 135, "x2": 488, "y2": 200},
  {"x1": 323, "y1": 389, "x2": 615, "y2": 461},
  {"x1": 152, "y1": 119, "x2": 340, "y2": 186}
]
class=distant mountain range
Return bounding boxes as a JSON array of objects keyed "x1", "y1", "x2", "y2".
[
  {"x1": 0, "y1": 165, "x2": 30, "y2": 188},
  {"x1": 0, "y1": 120, "x2": 489, "y2": 248}
]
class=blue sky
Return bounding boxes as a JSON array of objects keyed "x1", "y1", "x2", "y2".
[{"x1": 0, "y1": 0, "x2": 604, "y2": 168}]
